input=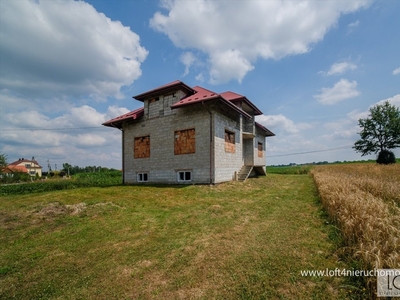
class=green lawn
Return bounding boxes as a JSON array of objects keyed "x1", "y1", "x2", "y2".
[{"x1": 1, "y1": 175, "x2": 358, "y2": 299}]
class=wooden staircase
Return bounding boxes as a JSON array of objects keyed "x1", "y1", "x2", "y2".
[{"x1": 237, "y1": 165, "x2": 253, "y2": 182}]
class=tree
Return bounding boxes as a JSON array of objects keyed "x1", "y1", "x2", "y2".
[
  {"x1": 0, "y1": 153, "x2": 8, "y2": 177},
  {"x1": 353, "y1": 101, "x2": 400, "y2": 163},
  {"x1": 0, "y1": 153, "x2": 8, "y2": 168},
  {"x1": 62, "y1": 163, "x2": 72, "y2": 175}
]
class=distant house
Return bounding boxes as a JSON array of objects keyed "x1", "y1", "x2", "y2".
[
  {"x1": 1, "y1": 165, "x2": 29, "y2": 178},
  {"x1": 103, "y1": 80, "x2": 275, "y2": 184},
  {"x1": 7, "y1": 157, "x2": 42, "y2": 177}
]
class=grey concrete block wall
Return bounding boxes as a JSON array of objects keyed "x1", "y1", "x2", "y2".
[
  {"x1": 213, "y1": 111, "x2": 243, "y2": 183},
  {"x1": 253, "y1": 127, "x2": 267, "y2": 166},
  {"x1": 123, "y1": 101, "x2": 212, "y2": 184},
  {"x1": 243, "y1": 139, "x2": 254, "y2": 166},
  {"x1": 144, "y1": 90, "x2": 186, "y2": 119},
  {"x1": 121, "y1": 87, "x2": 268, "y2": 184}
]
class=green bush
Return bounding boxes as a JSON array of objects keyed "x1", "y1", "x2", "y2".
[
  {"x1": 376, "y1": 150, "x2": 396, "y2": 164},
  {"x1": 0, "y1": 172, "x2": 31, "y2": 184},
  {"x1": 0, "y1": 171, "x2": 122, "y2": 196}
]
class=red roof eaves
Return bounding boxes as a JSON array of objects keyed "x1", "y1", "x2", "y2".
[
  {"x1": 3, "y1": 165, "x2": 29, "y2": 173},
  {"x1": 102, "y1": 107, "x2": 144, "y2": 128},
  {"x1": 220, "y1": 91, "x2": 263, "y2": 115},
  {"x1": 8, "y1": 160, "x2": 42, "y2": 168},
  {"x1": 133, "y1": 80, "x2": 195, "y2": 101}
]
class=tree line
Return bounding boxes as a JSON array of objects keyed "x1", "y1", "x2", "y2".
[{"x1": 44, "y1": 163, "x2": 120, "y2": 177}]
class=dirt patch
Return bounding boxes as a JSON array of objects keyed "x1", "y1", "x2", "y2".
[
  {"x1": 66, "y1": 203, "x2": 87, "y2": 215},
  {"x1": 35, "y1": 202, "x2": 86, "y2": 217},
  {"x1": 32, "y1": 201, "x2": 123, "y2": 218}
]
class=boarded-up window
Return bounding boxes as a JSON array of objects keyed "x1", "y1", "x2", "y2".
[
  {"x1": 174, "y1": 129, "x2": 195, "y2": 155},
  {"x1": 258, "y1": 142, "x2": 263, "y2": 158},
  {"x1": 134, "y1": 136, "x2": 150, "y2": 158},
  {"x1": 225, "y1": 130, "x2": 235, "y2": 153}
]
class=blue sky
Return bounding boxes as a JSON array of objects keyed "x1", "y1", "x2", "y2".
[{"x1": 0, "y1": 0, "x2": 399, "y2": 170}]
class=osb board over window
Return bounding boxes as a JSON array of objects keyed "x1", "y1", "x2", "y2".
[
  {"x1": 174, "y1": 129, "x2": 195, "y2": 155},
  {"x1": 258, "y1": 142, "x2": 263, "y2": 158},
  {"x1": 134, "y1": 135, "x2": 150, "y2": 158},
  {"x1": 225, "y1": 130, "x2": 235, "y2": 153}
]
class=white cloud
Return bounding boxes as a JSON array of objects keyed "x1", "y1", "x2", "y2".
[
  {"x1": 314, "y1": 79, "x2": 360, "y2": 105},
  {"x1": 325, "y1": 62, "x2": 357, "y2": 76},
  {"x1": 322, "y1": 118, "x2": 359, "y2": 140},
  {"x1": 322, "y1": 94, "x2": 400, "y2": 141},
  {"x1": 346, "y1": 109, "x2": 369, "y2": 122},
  {"x1": 0, "y1": 104, "x2": 128, "y2": 168},
  {"x1": 392, "y1": 67, "x2": 400, "y2": 75},
  {"x1": 347, "y1": 20, "x2": 360, "y2": 34},
  {"x1": 256, "y1": 114, "x2": 312, "y2": 134},
  {"x1": 180, "y1": 52, "x2": 197, "y2": 76},
  {"x1": 195, "y1": 73, "x2": 205, "y2": 82},
  {"x1": 105, "y1": 106, "x2": 130, "y2": 120},
  {"x1": 0, "y1": 0, "x2": 148, "y2": 100},
  {"x1": 150, "y1": 0, "x2": 371, "y2": 84},
  {"x1": 209, "y1": 50, "x2": 254, "y2": 84},
  {"x1": 375, "y1": 94, "x2": 400, "y2": 107}
]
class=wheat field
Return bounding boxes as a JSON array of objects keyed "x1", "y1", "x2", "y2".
[{"x1": 311, "y1": 163, "x2": 400, "y2": 298}]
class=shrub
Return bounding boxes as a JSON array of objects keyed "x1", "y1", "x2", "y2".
[
  {"x1": 376, "y1": 149, "x2": 396, "y2": 164},
  {"x1": 0, "y1": 171, "x2": 122, "y2": 195}
]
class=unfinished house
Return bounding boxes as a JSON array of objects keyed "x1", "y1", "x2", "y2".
[{"x1": 103, "y1": 80, "x2": 275, "y2": 184}]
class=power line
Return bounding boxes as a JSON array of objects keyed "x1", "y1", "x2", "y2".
[
  {"x1": 0, "y1": 126, "x2": 105, "y2": 132},
  {"x1": 268, "y1": 145, "x2": 351, "y2": 157}
]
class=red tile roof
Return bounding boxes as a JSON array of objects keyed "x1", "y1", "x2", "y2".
[
  {"x1": 2, "y1": 165, "x2": 29, "y2": 173},
  {"x1": 102, "y1": 107, "x2": 144, "y2": 128},
  {"x1": 171, "y1": 86, "x2": 219, "y2": 105},
  {"x1": 103, "y1": 81, "x2": 273, "y2": 133},
  {"x1": 9, "y1": 158, "x2": 42, "y2": 168},
  {"x1": 219, "y1": 91, "x2": 244, "y2": 101},
  {"x1": 220, "y1": 91, "x2": 263, "y2": 115},
  {"x1": 133, "y1": 80, "x2": 195, "y2": 101},
  {"x1": 171, "y1": 86, "x2": 252, "y2": 118}
]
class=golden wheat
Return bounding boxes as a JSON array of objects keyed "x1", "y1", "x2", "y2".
[{"x1": 311, "y1": 164, "x2": 400, "y2": 298}]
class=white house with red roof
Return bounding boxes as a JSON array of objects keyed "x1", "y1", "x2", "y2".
[
  {"x1": 7, "y1": 157, "x2": 42, "y2": 177},
  {"x1": 103, "y1": 80, "x2": 274, "y2": 184}
]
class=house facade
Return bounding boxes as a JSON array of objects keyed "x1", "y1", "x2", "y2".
[
  {"x1": 8, "y1": 157, "x2": 42, "y2": 177},
  {"x1": 103, "y1": 80, "x2": 274, "y2": 184}
]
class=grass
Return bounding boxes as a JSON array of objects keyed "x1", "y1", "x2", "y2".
[
  {"x1": 311, "y1": 163, "x2": 400, "y2": 298},
  {"x1": 266, "y1": 165, "x2": 312, "y2": 175},
  {"x1": 0, "y1": 174, "x2": 358, "y2": 299}
]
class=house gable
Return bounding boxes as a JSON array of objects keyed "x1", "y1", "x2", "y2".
[
  {"x1": 133, "y1": 80, "x2": 195, "y2": 101},
  {"x1": 220, "y1": 91, "x2": 263, "y2": 116},
  {"x1": 8, "y1": 158, "x2": 42, "y2": 177}
]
